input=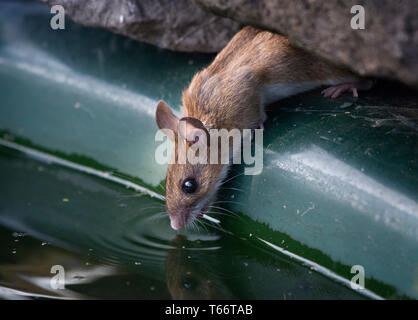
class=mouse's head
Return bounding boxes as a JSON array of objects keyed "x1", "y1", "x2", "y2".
[{"x1": 156, "y1": 100, "x2": 228, "y2": 230}]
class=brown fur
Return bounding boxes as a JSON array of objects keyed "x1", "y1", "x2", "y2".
[
  {"x1": 182, "y1": 26, "x2": 356, "y2": 130},
  {"x1": 156, "y1": 26, "x2": 362, "y2": 230}
]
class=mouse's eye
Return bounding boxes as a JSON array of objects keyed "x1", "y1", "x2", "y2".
[{"x1": 182, "y1": 178, "x2": 198, "y2": 194}]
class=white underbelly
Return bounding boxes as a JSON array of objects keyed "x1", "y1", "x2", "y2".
[{"x1": 260, "y1": 78, "x2": 355, "y2": 106}]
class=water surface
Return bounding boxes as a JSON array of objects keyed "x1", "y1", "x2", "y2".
[{"x1": 0, "y1": 145, "x2": 367, "y2": 299}]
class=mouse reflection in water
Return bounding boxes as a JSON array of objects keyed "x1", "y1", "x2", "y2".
[{"x1": 165, "y1": 235, "x2": 234, "y2": 299}]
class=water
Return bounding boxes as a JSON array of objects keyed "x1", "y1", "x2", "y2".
[{"x1": 0, "y1": 145, "x2": 367, "y2": 299}]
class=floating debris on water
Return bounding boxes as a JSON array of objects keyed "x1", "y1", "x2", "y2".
[
  {"x1": 339, "y1": 102, "x2": 353, "y2": 109},
  {"x1": 12, "y1": 232, "x2": 26, "y2": 238}
]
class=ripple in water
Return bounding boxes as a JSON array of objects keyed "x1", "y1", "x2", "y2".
[{"x1": 80, "y1": 204, "x2": 223, "y2": 268}]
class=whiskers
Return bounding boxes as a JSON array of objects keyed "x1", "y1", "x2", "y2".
[
  {"x1": 158, "y1": 180, "x2": 166, "y2": 192},
  {"x1": 212, "y1": 200, "x2": 245, "y2": 207},
  {"x1": 187, "y1": 218, "x2": 208, "y2": 233},
  {"x1": 146, "y1": 211, "x2": 169, "y2": 221},
  {"x1": 135, "y1": 204, "x2": 166, "y2": 214},
  {"x1": 221, "y1": 171, "x2": 246, "y2": 186},
  {"x1": 207, "y1": 205, "x2": 241, "y2": 219},
  {"x1": 118, "y1": 192, "x2": 147, "y2": 198},
  {"x1": 195, "y1": 216, "x2": 229, "y2": 234},
  {"x1": 183, "y1": 212, "x2": 229, "y2": 234},
  {"x1": 219, "y1": 187, "x2": 245, "y2": 193}
]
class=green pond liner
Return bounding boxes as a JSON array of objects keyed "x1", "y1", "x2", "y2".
[{"x1": 0, "y1": 0, "x2": 417, "y2": 299}]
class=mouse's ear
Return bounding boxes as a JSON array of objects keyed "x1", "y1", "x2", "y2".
[
  {"x1": 156, "y1": 100, "x2": 179, "y2": 140},
  {"x1": 178, "y1": 117, "x2": 210, "y2": 148}
]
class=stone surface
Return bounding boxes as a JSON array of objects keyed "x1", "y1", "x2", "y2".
[
  {"x1": 42, "y1": 0, "x2": 240, "y2": 53},
  {"x1": 194, "y1": 0, "x2": 418, "y2": 87}
]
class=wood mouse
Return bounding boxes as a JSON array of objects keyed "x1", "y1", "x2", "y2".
[{"x1": 155, "y1": 26, "x2": 373, "y2": 230}]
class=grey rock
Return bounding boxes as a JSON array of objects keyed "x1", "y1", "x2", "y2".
[
  {"x1": 194, "y1": 0, "x2": 418, "y2": 87},
  {"x1": 42, "y1": 0, "x2": 240, "y2": 53}
]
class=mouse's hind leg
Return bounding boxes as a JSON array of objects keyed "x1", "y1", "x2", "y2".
[{"x1": 322, "y1": 79, "x2": 374, "y2": 99}]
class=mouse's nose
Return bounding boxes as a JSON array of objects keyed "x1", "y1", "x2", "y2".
[{"x1": 170, "y1": 217, "x2": 185, "y2": 230}]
